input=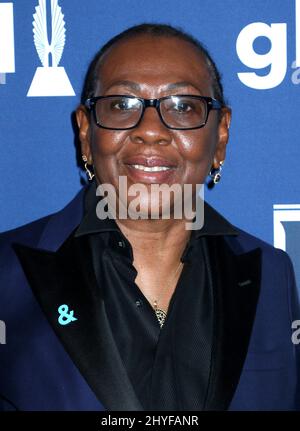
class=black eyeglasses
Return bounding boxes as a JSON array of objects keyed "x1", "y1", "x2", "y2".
[{"x1": 85, "y1": 95, "x2": 222, "y2": 130}]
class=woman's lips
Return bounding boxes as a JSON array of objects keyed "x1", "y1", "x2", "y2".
[
  {"x1": 129, "y1": 164, "x2": 171, "y2": 172},
  {"x1": 123, "y1": 156, "x2": 178, "y2": 184},
  {"x1": 123, "y1": 155, "x2": 177, "y2": 167},
  {"x1": 124, "y1": 164, "x2": 177, "y2": 184}
]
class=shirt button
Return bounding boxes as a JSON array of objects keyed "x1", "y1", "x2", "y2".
[
  {"x1": 118, "y1": 240, "x2": 126, "y2": 248},
  {"x1": 135, "y1": 300, "x2": 142, "y2": 307}
]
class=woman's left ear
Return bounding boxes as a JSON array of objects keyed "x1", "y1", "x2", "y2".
[
  {"x1": 76, "y1": 105, "x2": 92, "y2": 163},
  {"x1": 213, "y1": 107, "x2": 231, "y2": 168}
]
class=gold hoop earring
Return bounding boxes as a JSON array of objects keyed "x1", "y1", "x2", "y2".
[{"x1": 82, "y1": 155, "x2": 95, "y2": 181}]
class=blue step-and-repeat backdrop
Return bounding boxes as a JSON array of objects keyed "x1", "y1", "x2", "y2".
[{"x1": 0, "y1": 0, "x2": 299, "y2": 294}]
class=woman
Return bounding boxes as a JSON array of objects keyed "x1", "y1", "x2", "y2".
[{"x1": 0, "y1": 23, "x2": 299, "y2": 411}]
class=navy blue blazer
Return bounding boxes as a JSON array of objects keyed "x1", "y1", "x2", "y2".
[{"x1": 0, "y1": 185, "x2": 299, "y2": 411}]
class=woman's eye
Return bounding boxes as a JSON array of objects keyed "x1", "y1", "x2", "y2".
[
  {"x1": 173, "y1": 102, "x2": 193, "y2": 113},
  {"x1": 111, "y1": 100, "x2": 130, "y2": 110},
  {"x1": 110, "y1": 99, "x2": 140, "y2": 112}
]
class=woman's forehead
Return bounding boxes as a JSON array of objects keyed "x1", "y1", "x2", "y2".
[{"x1": 95, "y1": 35, "x2": 213, "y2": 94}]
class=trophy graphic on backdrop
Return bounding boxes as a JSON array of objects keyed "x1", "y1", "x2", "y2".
[{"x1": 27, "y1": 0, "x2": 75, "y2": 97}]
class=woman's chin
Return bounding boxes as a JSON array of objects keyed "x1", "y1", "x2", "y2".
[{"x1": 116, "y1": 194, "x2": 181, "y2": 221}]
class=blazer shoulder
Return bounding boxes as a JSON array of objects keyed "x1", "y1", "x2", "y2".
[
  {"x1": 0, "y1": 214, "x2": 52, "y2": 251},
  {"x1": 228, "y1": 225, "x2": 289, "y2": 260},
  {"x1": 0, "y1": 186, "x2": 86, "y2": 253}
]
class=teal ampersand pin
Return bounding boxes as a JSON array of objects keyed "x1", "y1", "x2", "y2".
[{"x1": 58, "y1": 304, "x2": 77, "y2": 325}]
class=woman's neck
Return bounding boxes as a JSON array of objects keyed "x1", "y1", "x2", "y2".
[{"x1": 115, "y1": 217, "x2": 191, "y2": 270}]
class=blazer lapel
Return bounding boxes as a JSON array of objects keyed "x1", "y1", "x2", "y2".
[
  {"x1": 12, "y1": 232, "x2": 143, "y2": 411},
  {"x1": 201, "y1": 235, "x2": 262, "y2": 410},
  {"x1": 37, "y1": 187, "x2": 86, "y2": 251}
]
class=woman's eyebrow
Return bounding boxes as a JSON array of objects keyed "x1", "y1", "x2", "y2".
[
  {"x1": 164, "y1": 81, "x2": 202, "y2": 92},
  {"x1": 105, "y1": 80, "x2": 141, "y2": 91},
  {"x1": 105, "y1": 80, "x2": 202, "y2": 93}
]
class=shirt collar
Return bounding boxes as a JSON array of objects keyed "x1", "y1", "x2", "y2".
[{"x1": 74, "y1": 179, "x2": 239, "y2": 239}]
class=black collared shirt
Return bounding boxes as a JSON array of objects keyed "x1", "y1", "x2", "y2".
[{"x1": 74, "y1": 180, "x2": 238, "y2": 410}]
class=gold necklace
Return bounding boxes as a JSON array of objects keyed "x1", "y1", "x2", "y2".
[{"x1": 150, "y1": 261, "x2": 184, "y2": 328}]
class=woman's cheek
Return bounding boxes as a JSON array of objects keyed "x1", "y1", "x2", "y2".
[
  {"x1": 90, "y1": 129, "x2": 127, "y2": 157},
  {"x1": 175, "y1": 131, "x2": 214, "y2": 163}
]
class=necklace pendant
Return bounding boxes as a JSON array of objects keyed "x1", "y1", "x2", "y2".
[{"x1": 155, "y1": 308, "x2": 167, "y2": 328}]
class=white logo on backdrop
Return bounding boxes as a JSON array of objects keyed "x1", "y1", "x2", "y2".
[
  {"x1": 273, "y1": 204, "x2": 300, "y2": 251},
  {"x1": 0, "y1": 3, "x2": 15, "y2": 85},
  {"x1": 274, "y1": 204, "x2": 300, "y2": 300},
  {"x1": 236, "y1": 0, "x2": 300, "y2": 89},
  {"x1": 27, "y1": 0, "x2": 75, "y2": 97}
]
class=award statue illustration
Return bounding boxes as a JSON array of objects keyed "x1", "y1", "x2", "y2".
[{"x1": 27, "y1": 0, "x2": 75, "y2": 97}]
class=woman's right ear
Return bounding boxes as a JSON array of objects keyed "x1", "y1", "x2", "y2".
[{"x1": 76, "y1": 105, "x2": 92, "y2": 160}]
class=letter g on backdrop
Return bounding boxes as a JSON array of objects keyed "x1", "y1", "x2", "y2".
[
  {"x1": 236, "y1": 22, "x2": 287, "y2": 89},
  {"x1": 236, "y1": 0, "x2": 300, "y2": 89}
]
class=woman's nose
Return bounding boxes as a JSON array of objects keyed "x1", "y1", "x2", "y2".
[{"x1": 129, "y1": 106, "x2": 172, "y2": 146}]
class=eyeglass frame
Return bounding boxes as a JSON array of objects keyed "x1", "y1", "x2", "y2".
[{"x1": 84, "y1": 94, "x2": 223, "y2": 131}]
